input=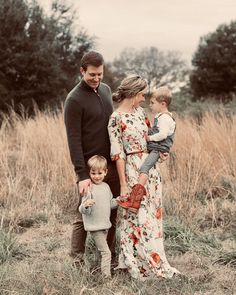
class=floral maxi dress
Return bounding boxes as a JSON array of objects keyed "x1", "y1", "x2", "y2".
[{"x1": 108, "y1": 107, "x2": 179, "y2": 280}]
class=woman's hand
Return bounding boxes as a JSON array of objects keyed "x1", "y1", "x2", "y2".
[{"x1": 120, "y1": 183, "x2": 130, "y2": 197}]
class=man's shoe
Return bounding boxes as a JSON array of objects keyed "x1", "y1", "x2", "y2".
[{"x1": 111, "y1": 253, "x2": 118, "y2": 267}]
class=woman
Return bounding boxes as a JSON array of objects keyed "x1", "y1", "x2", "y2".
[{"x1": 108, "y1": 75, "x2": 179, "y2": 280}]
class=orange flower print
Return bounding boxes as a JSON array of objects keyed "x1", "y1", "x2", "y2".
[
  {"x1": 145, "y1": 117, "x2": 151, "y2": 128},
  {"x1": 120, "y1": 121, "x2": 127, "y2": 131},
  {"x1": 112, "y1": 154, "x2": 120, "y2": 161},
  {"x1": 156, "y1": 232, "x2": 162, "y2": 238},
  {"x1": 144, "y1": 220, "x2": 150, "y2": 227},
  {"x1": 155, "y1": 208, "x2": 162, "y2": 219},
  {"x1": 140, "y1": 266, "x2": 146, "y2": 274},
  {"x1": 134, "y1": 226, "x2": 141, "y2": 237},
  {"x1": 150, "y1": 252, "x2": 161, "y2": 267},
  {"x1": 138, "y1": 152, "x2": 143, "y2": 158},
  {"x1": 130, "y1": 232, "x2": 139, "y2": 245}
]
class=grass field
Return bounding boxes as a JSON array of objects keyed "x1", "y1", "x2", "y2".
[{"x1": 0, "y1": 109, "x2": 235, "y2": 295}]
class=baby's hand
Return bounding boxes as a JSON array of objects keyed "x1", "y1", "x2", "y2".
[
  {"x1": 144, "y1": 132, "x2": 149, "y2": 141},
  {"x1": 84, "y1": 199, "x2": 95, "y2": 208},
  {"x1": 159, "y1": 152, "x2": 169, "y2": 163}
]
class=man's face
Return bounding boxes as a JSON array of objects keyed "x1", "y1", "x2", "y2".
[{"x1": 80, "y1": 65, "x2": 104, "y2": 89}]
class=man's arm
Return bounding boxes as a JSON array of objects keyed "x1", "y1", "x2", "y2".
[{"x1": 64, "y1": 97, "x2": 89, "y2": 183}]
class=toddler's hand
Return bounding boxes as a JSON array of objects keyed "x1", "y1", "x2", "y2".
[
  {"x1": 84, "y1": 199, "x2": 95, "y2": 208},
  {"x1": 117, "y1": 196, "x2": 129, "y2": 203}
]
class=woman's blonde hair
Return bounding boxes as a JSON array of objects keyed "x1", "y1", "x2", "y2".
[
  {"x1": 87, "y1": 155, "x2": 107, "y2": 171},
  {"x1": 112, "y1": 75, "x2": 147, "y2": 102}
]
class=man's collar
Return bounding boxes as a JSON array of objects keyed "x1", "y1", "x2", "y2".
[{"x1": 79, "y1": 78, "x2": 100, "y2": 92}]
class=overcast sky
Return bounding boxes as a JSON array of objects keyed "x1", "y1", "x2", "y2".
[{"x1": 39, "y1": 0, "x2": 236, "y2": 65}]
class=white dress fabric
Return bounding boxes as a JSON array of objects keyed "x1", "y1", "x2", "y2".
[{"x1": 108, "y1": 107, "x2": 179, "y2": 280}]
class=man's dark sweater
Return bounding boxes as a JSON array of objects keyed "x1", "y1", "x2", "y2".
[{"x1": 64, "y1": 79, "x2": 113, "y2": 181}]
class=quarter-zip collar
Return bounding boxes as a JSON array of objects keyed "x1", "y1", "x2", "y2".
[{"x1": 79, "y1": 78, "x2": 100, "y2": 93}]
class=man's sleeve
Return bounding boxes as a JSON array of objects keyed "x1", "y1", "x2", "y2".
[{"x1": 64, "y1": 98, "x2": 89, "y2": 181}]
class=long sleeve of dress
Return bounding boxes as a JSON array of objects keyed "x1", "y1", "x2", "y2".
[{"x1": 108, "y1": 113, "x2": 126, "y2": 161}]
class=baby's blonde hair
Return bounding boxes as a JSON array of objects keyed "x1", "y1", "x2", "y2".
[
  {"x1": 87, "y1": 155, "x2": 107, "y2": 171},
  {"x1": 152, "y1": 86, "x2": 172, "y2": 106}
]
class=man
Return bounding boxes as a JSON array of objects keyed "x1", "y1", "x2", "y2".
[{"x1": 64, "y1": 51, "x2": 119, "y2": 264}]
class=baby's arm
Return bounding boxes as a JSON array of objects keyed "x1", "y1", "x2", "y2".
[
  {"x1": 111, "y1": 198, "x2": 118, "y2": 209},
  {"x1": 107, "y1": 187, "x2": 119, "y2": 209}
]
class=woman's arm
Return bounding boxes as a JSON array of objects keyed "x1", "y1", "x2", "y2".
[{"x1": 116, "y1": 158, "x2": 129, "y2": 196}]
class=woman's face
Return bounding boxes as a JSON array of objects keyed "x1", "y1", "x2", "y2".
[{"x1": 134, "y1": 89, "x2": 147, "y2": 107}]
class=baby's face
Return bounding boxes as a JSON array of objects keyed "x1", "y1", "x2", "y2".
[
  {"x1": 149, "y1": 98, "x2": 162, "y2": 114},
  {"x1": 90, "y1": 169, "x2": 107, "y2": 184}
]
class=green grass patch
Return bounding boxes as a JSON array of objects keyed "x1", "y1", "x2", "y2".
[
  {"x1": 0, "y1": 228, "x2": 27, "y2": 264},
  {"x1": 213, "y1": 250, "x2": 236, "y2": 268},
  {"x1": 164, "y1": 217, "x2": 221, "y2": 256}
]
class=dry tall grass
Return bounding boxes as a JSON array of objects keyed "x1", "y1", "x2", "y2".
[
  {"x1": 0, "y1": 109, "x2": 235, "y2": 227},
  {"x1": 0, "y1": 108, "x2": 236, "y2": 295},
  {"x1": 0, "y1": 109, "x2": 76, "y2": 228},
  {"x1": 161, "y1": 112, "x2": 236, "y2": 227}
]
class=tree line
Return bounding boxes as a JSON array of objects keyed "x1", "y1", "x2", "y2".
[
  {"x1": 0, "y1": 0, "x2": 94, "y2": 114},
  {"x1": 0, "y1": 0, "x2": 236, "y2": 115}
]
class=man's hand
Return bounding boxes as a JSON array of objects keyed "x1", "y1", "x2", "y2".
[
  {"x1": 78, "y1": 179, "x2": 91, "y2": 196},
  {"x1": 159, "y1": 152, "x2": 169, "y2": 163}
]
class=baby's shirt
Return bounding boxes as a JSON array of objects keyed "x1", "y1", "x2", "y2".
[{"x1": 148, "y1": 112, "x2": 176, "y2": 142}]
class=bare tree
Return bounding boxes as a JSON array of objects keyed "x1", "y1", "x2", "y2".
[{"x1": 112, "y1": 46, "x2": 186, "y2": 93}]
